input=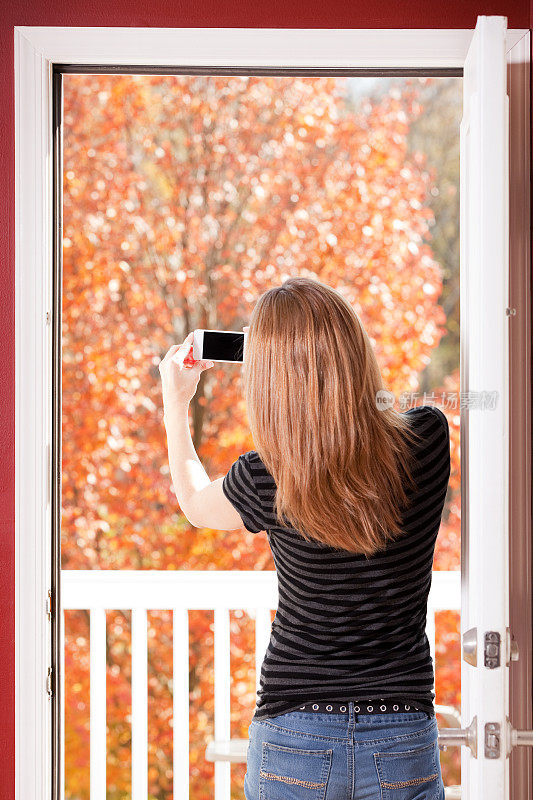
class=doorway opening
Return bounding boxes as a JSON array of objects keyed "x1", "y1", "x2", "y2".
[{"x1": 55, "y1": 66, "x2": 462, "y2": 799}]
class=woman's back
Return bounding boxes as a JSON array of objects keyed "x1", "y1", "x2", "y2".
[{"x1": 222, "y1": 403, "x2": 451, "y2": 721}]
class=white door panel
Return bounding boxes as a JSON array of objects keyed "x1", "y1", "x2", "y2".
[{"x1": 460, "y1": 14, "x2": 510, "y2": 800}]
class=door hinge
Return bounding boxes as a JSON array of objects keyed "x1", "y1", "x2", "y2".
[
  {"x1": 46, "y1": 666, "x2": 54, "y2": 698},
  {"x1": 46, "y1": 588, "x2": 53, "y2": 621}
]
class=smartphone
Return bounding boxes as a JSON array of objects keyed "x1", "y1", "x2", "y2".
[{"x1": 192, "y1": 329, "x2": 246, "y2": 363}]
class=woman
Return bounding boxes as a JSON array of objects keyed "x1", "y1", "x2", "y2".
[{"x1": 159, "y1": 276, "x2": 450, "y2": 799}]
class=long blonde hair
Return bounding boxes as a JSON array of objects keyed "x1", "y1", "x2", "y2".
[{"x1": 243, "y1": 276, "x2": 424, "y2": 557}]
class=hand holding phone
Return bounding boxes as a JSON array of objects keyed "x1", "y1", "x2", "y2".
[
  {"x1": 192, "y1": 329, "x2": 247, "y2": 364},
  {"x1": 159, "y1": 332, "x2": 214, "y2": 411}
]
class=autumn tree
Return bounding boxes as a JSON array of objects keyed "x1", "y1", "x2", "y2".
[{"x1": 61, "y1": 74, "x2": 459, "y2": 799}]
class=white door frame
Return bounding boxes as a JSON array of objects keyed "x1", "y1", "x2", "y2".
[
  {"x1": 506, "y1": 31, "x2": 532, "y2": 800},
  {"x1": 14, "y1": 24, "x2": 531, "y2": 800}
]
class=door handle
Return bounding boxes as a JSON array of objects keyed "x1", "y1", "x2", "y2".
[
  {"x1": 438, "y1": 716, "x2": 477, "y2": 758},
  {"x1": 439, "y1": 719, "x2": 533, "y2": 758},
  {"x1": 462, "y1": 627, "x2": 519, "y2": 668},
  {"x1": 507, "y1": 723, "x2": 533, "y2": 752},
  {"x1": 462, "y1": 627, "x2": 477, "y2": 666},
  {"x1": 511, "y1": 730, "x2": 533, "y2": 747}
]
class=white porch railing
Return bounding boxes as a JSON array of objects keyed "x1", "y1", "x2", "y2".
[{"x1": 61, "y1": 569, "x2": 461, "y2": 800}]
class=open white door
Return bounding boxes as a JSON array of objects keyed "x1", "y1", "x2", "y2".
[{"x1": 460, "y1": 14, "x2": 510, "y2": 800}]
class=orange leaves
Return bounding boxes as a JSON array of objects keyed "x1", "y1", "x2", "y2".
[{"x1": 62, "y1": 73, "x2": 458, "y2": 798}]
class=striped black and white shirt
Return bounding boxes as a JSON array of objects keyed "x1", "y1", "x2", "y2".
[{"x1": 222, "y1": 404, "x2": 451, "y2": 720}]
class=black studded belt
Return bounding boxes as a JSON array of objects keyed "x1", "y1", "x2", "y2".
[{"x1": 296, "y1": 699, "x2": 424, "y2": 714}]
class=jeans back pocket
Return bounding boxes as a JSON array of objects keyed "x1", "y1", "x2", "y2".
[
  {"x1": 373, "y1": 740, "x2": 440, "y2": 799},
  {"x1": 259, "y1": 741, "x2": 332, "y2": 800}
]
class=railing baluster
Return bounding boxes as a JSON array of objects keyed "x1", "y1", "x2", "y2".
[
  {"x1": 90, "y1": 607, "x2": 107, "y2": 800},
  {"x1": 173, "y1": 608, "x2": 189, "y2": 800},
  {"x1": 214, "y1": 609, "x2": 231, "y2": 800},
  {"x1": 131, "y1": 608, "x2": 148, "y2": 800},
  {"x1": 254, "y1": 608, "x2": 272, "y2": 696}
]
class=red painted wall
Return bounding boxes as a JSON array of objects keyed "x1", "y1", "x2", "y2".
[{"x1": 0, "y1": 3, "x2": 530, "y2": 798}]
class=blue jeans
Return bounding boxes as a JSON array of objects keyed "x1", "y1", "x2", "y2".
[{"x1": 244, "y1": 702, "x2": 445, "y2": 799}]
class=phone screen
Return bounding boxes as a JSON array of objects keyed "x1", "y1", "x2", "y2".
[{"x1": 203, "y1": 331, "x2": 244, "y2": 362}]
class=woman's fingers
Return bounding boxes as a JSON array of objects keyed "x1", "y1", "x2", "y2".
[
  {"x1": 160, "y1": 337, "x2": 193, "y2": 372},
  {"x1": 179, "y1": 332, "x2": 194, "y2": 353}
]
